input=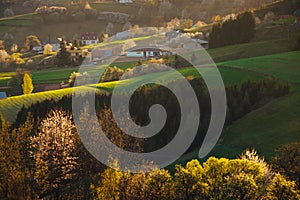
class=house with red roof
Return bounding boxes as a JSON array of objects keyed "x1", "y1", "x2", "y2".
[{"x1": 80, "y1": 32, "x2": 99, "y2": 45}]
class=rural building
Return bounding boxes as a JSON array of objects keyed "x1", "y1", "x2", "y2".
[
  {"x1": 116, "y1": 0, "x2": 133, "y2": 3},
  {"x1": 124, "y1": 46, "x2": 168, "y2": 58},
  {"x1": 196, "y1": 39, "x2": 209, "y2": 49},
  {"x1": 80, "y1": 32, "x2": 99, "y2": 45},
  {"x1": 51, "y1": 43, "x2": 60, "y2": 52},
  {"x1": 32, "y1": 45, "x2": 43, "y2": 54},
  {"x1": 0, "y1": 91, "x2": 7, "y2": 99}
]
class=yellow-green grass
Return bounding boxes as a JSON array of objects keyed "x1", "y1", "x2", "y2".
[
  {"x1": 0, "y1": 61, "x2": 137, "y2": 87},
  {"x1": 218, "y1": 51, "x2": 300, "y2": 91},
  {"x1": 178, "y1": 91, "x2": 300, "y2": 163},
  {"x1": 0, "y1": 66, "x2": 264, "y2": 123}
]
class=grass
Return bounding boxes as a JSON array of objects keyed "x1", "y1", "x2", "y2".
[
  {"x1": 178, "y1": 91, "x2": 300, "y2": 163},
  {"x1": 0, "y1": 65, "x2": 264, "y2": 123},
  {"x1": 0, "y1": 60, "x2": 140, "y2": 87},
  {"x1": 2, "y1": 49, "x2": 298, "y2": 121},
  {"x1": 207, "y1": 37, "x2": 299, "y2": 62},
  {"x1": 31, "y1": 67, "x2": 79, "y2": 84},
  {"x1": 0, "y1": 13, "x2": 38, "y2": 33},
  {"x1": 210, "y1": 91, "x2": 300, "y2": 160},
  {"x1": 218, "y1": 51, "x2": 300, "y2": 91}
]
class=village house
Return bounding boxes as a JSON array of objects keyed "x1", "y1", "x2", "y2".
[
  {"x1": 79, "y1": 32, "x2": 99, "y2": 45},
  {"x1": 116, "y1": 0, "x2": 133, "y2": 3},
  {"x1": 32, "y1": 45, "x2": 43, "y2": 54},
  {"x1": 124, "y1": 46, "x2": 168, "y2": 58}
]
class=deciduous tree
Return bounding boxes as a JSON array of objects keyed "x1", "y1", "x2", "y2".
[
  {"x1": 22, "y1": 72, "x2": 34, "y2": 94},
  {"x1": 25, "y1": 35, "x2": 41, "y2": 51},
  {"x1": 31, "y1": 110, "x2": 78, "y2": 198}
]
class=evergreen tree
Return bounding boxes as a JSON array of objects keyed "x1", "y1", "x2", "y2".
[
  {"x1": 55, "y1": 39, "x2": 71, "y2": 67},
  {"x1": 209, "y1": 11, "x2": 256, "y2": 48}
]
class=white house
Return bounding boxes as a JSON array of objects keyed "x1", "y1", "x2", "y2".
[
  {"x1": 117, "y1": 0, "x2": 133, "y2": 3},
  {"x1": 80, "y1": 32, "x2": 99, "y2": 45},
  {"x1": 125, "y1": 46, "x2": 167, "y2": 58}
]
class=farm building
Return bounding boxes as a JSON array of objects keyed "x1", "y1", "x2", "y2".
[
  {"x1": 124, "y1": 46, "x2": 168, "y2": 58},
  {"x1": 0, "y1": 91, "x2": 7, "y2": 99},
  {"x1": 80, "y1": 32, "x2": 99, "y2": 45},
  {"x1": 116, "y1": 0, "x2": 133, "y2": 3}
]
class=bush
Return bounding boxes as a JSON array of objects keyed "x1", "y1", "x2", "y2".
[{"x1": 101, "y1": 66, "x2": 124, "y2": 82}]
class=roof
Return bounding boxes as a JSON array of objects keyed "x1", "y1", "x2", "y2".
[
  {"x1": 80, "y1": 32, "x2": 98, "y2": 40},
  {"x1": 294, "y1": 9, "x2": 300, "y2": 17},
  {"x1": 0, "y1": 92, "x2": 7, "y2": 99},
  {"x1": 125, "y1": 46, "x2": 168, "y2": 52}
]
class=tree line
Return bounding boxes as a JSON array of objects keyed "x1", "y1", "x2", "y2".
[
  {"x1": 12, "y1": 76, "x2": 290, "y2": 153},
  {"x1": 209, "y1": 11, "x2": 256, "y2": 48}
]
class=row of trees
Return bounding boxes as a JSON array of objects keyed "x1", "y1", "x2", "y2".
[
  {"x1": 209, "y1": 11, "x2": 256, "y2": 48},
  {"x1": 92, "y1": 153, "x2": 300, "y2": 200},
  {"x1": 12, "y1": 76, "x2": 290, "y2": 155}
]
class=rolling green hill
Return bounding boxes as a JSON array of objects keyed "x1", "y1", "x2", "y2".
[
  {"x1": 209, "y1": 91, "x2": 300, "y2": 160},
  {"x1": 219, "y1": 51, "x2": 300, "y2": 91},
  {"x1": 0, "y1": 65, "x2": 264, "y2": 123},
  {"x1": 1, "y1": 50, "x2": 298, "y2": 122},
  {"x1": 179, "y1": 91, "x2": 300, "y2": 163}
]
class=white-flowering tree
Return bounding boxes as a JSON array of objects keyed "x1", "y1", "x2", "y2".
[{"x1": 31, "y1": 110, "x2": 78, "y2": 198}]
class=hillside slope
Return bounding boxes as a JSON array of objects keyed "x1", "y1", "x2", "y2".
[
  {"x1": 219, "y1": 51, "x2": 300, "y2": 91},
  {"x1": 0, "y1": 65, "x2": 264, "y2": 122},
  {"x1": 209, "y1": 91, "x2": 300, "y2": 160}
]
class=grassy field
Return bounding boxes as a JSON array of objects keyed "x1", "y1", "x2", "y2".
[
  {"x1": 1, "y1": 36, "x2": 297, "y2": 87},
  {"x1": 209, "y1": 91, "x2": 300, "y2": 160},
  {"x1": 178, "y1": 91, "x2": 300, "y2": 164},
  {"x1": 0, "y1": 65, "x2": 265, "y2": 122},
  {"x1": 219, "y1": 51, "x2": 300, "y2": 91},
  {"x1": 1, "y1": 49, "x2": 298, "y2": 121},
  {"x1": 207, "y1": 37, "x2": 299, "y2": 62}
]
